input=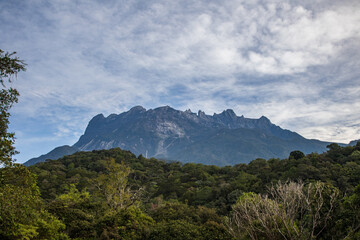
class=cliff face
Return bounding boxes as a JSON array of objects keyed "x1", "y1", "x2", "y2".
[{"x1": 71, "y1": 106, "x2": 330, "y2": 165}]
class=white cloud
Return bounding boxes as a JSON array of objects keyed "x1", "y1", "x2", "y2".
[{"x1": 1, "y1": 0, "x2": 360, "y2": 161}]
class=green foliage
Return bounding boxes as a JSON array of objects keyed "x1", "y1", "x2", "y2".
[
  {"x1": 289, "y1": 150, "x2": 305, "y2": 160},
  {"x1": 149, "y1": 219, "x2": 233, "y2": 240},
  {"x1": 350, "y1": 150, "x2": 360, "y2": 160},
  {"x1": 0, "y1": 49, "x2": 68, "y2": 239},
  {"x1": 30, "y1": 144, "x2": 360, "y2": 209},
  {"x1": 0, "y1": 49, "x2": 26, "y2": 85},
  {"x1": 0, "y1": 49, "x2": 26, "y2": 166},
  {"x1": 57, "y1": 184, "x2": 91, "y2": 205},
  {"x1": 149, "y1": 219, "x2": 202, "y2": 240},
  {"x1": 47, "y1": 184, "x2": 96, "y2": 239},
  {"x1": 27, "y1": 144, "x2": 360, "y2": 239},
  {"x1": 341, "y1": 184, "x2": 360, "y2": 239},
  {"x1": 0, "y1": 88, "x2": 19, "y2": 165},
  {"x1": 33, "y1": 209, "x2": 69, "y2": 240},
  {"x1": 94, "y1": 158, "x2": 137, "y2": 212},
  {"x1": 0, "y1": 164, "x2": 67, "y2": 239},
  {"x1": 95, "y1": 206, "x2": 154, "y2": 239},
  {"x1": 148, "y1": 201, "x2": 233, "y2": 240},
  {"x1": 115, "y1": 206, "x2": 154, "y2": 239}
]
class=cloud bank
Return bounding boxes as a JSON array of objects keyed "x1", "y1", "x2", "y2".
[{"x1": 1, "y1": 0, "x2": 359, "y2": 162}]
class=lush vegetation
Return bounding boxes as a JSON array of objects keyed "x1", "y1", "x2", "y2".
[
  {"x1": 13, "y1": 142, "x2": 358, "y2": 239},
  {"x1": 1, "y1": 50, "x2": 359, "y2": 239},
  {"x1": 0, "y1": 49, "x2": 25, "y2": 166},
  {"x1": 0, "y1": 50, "x2": 69, "y2": 239}
]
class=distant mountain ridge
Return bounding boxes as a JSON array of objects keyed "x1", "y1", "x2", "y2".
[
  {"x1": 24, "y1": 105, "x2": 349, "y2": 166},
  {"x1": 349, "y1": 139, "x2": 360, "y2": 146},
  {"x1": 23, "y1": 145, "x2": 78, "y2": 167}
]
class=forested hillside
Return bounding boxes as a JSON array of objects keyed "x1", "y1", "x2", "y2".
[{"x1": 2, "y1": 143, "x2": 360, "y2": 239}]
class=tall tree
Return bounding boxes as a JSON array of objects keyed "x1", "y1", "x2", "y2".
[
  {"x1": 0, "y1": 49, "x2": 26, "y2": 166},
  {"x1": 0, "y1": 50, "x2": 69, "y2": 239},
  {"x1": 94, "y1": 158, "x2": 142, "y2": 212}
]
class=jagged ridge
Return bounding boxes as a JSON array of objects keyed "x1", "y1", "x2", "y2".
[
  {"x1": 25, "y1": 105, "x2": 348, "y2": 166},
  {"x1": 70, "y1": 106, "x2": 331, "y2": 165}
]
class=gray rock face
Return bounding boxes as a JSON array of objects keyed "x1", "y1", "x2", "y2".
[{"x1": 71, "y1": 106, "x2": 332, "y2": 165}]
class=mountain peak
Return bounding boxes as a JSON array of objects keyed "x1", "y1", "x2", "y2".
[
  {"x1": 89, "y1": 113, "x2": 105, "y2": 124},
  {"x1": 27, "y1": 105, "x2": 334, "y2": 166},
  {"x1": 129, "y1": 105, "x2": 146, "y2": 112},
  {"x1": 184, "y1": 109, "x2": 192, "y2": 114},
  {"x1": 198, "y1": 110, "x2": 206, "y2": 118},
  {"x1": 94, "y1": 113, "x2": 105, "y2": 119},
  {"x1": 221, "y1": 109, "x2": 237, "y2": 118},
  {"x1": 154, "y1": 105, "x2": 175, "y2": 112},
  {"x1": 259, "y1": 115, "x2": 270, "y2": 122}
]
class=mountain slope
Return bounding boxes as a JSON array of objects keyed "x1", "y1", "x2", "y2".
[
  {"x1": 23, "y1": 145, "x2": 79, "y2": 166},
  {"x1": 349, "y1": 139, "x2": 360, "y2": 146},
  {"x1": 25, "y1": 105, "x2": 338, "y2": 166},
  {"x1": 69, "y1": 106, "x2": 332, "y2": 166}
]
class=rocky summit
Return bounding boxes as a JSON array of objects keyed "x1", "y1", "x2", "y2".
[
  {"x1": 25, "y1": 106, "x2": 336, "y2": 166},
  {"x1": 69, "y1": 106, "x2": 331, "y2": 165}
]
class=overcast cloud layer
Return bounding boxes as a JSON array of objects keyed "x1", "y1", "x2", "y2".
[{"x1": 1, "y1": 0, "x2": 360, "y2": 163}]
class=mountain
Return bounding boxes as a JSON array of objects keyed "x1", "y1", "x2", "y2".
[
  {"x1": 349, "y1": 139, "x2": 360, "y2": 146},
  {"x1": 24, "y1": 105, "x2": 336, "y2": 166},
  {"x1": 23, "y1": 145, "x2": 79, "y2": 167}
]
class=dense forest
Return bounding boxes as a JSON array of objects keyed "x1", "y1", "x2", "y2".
[{"x1": 1, "y1": 142, "x2": 360, "y2": 239}]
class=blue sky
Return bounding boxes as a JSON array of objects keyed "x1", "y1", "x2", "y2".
[{"x1": 1, "y1": 0, "x2": 360, "y2": 163}]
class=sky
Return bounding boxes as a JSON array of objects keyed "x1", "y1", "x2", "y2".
[{"x1": 1, "y1": 0, "x2": 360, "y2": 163}]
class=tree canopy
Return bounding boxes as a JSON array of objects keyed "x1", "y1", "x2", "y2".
[
  {"x1": 0, "y1": 49, "x2": 26, "y2": 166},
  {"x1": 27, "y1": 142, "x2": 360, "y2": 239}
]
